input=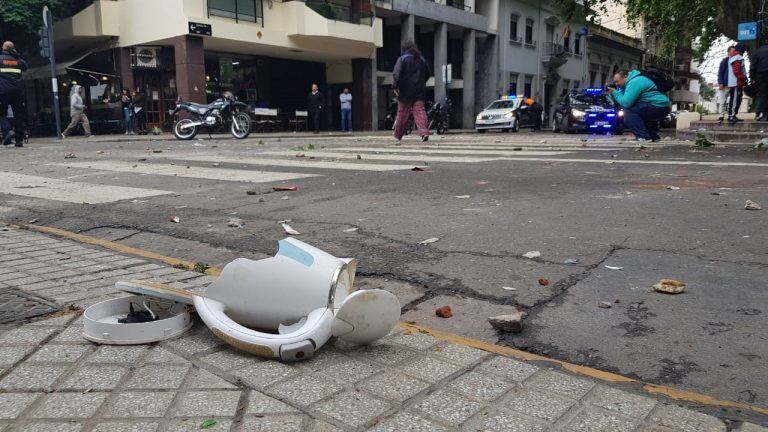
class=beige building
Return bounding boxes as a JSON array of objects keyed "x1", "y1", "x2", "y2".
[{"x1": 27, "y1": 0, "x2": 383, "y2": 132}]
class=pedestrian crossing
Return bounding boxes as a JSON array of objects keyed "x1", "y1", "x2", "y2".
[{"x1": 0, "y1": 137, "x2": 763, "y2": 205}]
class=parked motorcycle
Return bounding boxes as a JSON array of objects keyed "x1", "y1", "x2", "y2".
[
  {"x1": 427, "y1": 98, "x2": 452, "y2": 135},
  {"x1": 170, "y1": 91, "x2": 251, "y2": 140}
]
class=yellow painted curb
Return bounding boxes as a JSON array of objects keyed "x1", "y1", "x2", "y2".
[{"x1": 10, "y1": 222, "x2": 768, "y2": 416}]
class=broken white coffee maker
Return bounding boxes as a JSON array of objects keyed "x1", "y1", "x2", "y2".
[{"x1": 83, "y1": 238, "x2": 401, "y2": 361}]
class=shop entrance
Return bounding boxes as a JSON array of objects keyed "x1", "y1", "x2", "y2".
[{"x1": 134, "y1": 71, "x2": 177, "y2": 131}]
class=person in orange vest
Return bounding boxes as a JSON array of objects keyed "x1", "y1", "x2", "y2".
[{"x1": 0, "y1": 41, "x2": 27, "y2": 147}]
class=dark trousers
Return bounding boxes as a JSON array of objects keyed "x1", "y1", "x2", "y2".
[
  {"x1": 0, "y1": 91, "x2": 25, "y2": 144},
  {"x1": 309, "y1": 108, "x2": 322, "y2": 132},
  {"x1": 727, "y1": 87, "x2": 743, "y2": 118},
  {"x1": 132, "y1": 108, "x2": 146, "y2": 132},
  {"x1": 623, "y1": 102, "x2": 670, "y2": 141},
  {"x1": 756, "y1": 73, "x2": 768, "y2": 117}
]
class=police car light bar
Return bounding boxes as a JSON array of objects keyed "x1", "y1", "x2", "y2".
[{"x1": 585, "y1": 88, "x2": 604, "y2": 95}]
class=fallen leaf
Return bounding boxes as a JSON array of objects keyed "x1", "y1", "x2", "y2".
[
  {"x1": 169, "y1": 216, "x2": 180, "y2": 223},
  {"x1": 279, "y1": 221, "x2": 300, "y2": 235},
  {"x1": 598, "y1": 301, "x2": 612, "y2": 308},
  {"x1": 272, "y1": 186, "x2": 298, "y2": 191},
  {"x1": 64, "y1": 152, "x2": 76, "y2": 159},
  {"x1": 523, "y1": 251, "x2": 541, "y2": 259},
  {"x1": 745, "y1": 200, "x2": 762, "y2": 210},
  {"x1": 28, "y1": 218, "x2": 38, "y2": 224},
  {"x1": 653, "y1": 279, "x2": 686, "y2": 294},
  {"x1": 435, "y1": 306, "x2": 452, "y2": 318},
  {"x1": 419, "y1": 237, "x2": 440, "y2": 245},
  {"x1": 200, "y1": 419, "x2": 219, "y2": 429},
  {"x1": 538, "y1": 278, "x2": 550, "y2": 286},
  {"x1": 604, "y1": 265, "x2": 623, "y2": 270}
]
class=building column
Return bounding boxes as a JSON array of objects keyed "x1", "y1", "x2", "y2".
[
  {"x1": 462, "y1": 29, "x2": 476, "y2": 129},
  {"x1": 352, "y1": 57, "x2": 377, "y2": 131},
  {"x1": 434, "y1": 22, "x2": 448, "y2": 104},
  {"x1": 115, "y1": 48, "x2": 134, "y2": 91},
  {"x1": 173, "y1": 35, "x2": 206, "y2": 103},
  {"x1": 401, "y1": 14, "x2": 415, "y2": 44},
  {"x1": 476, "y1": 34, "x2": 498, "y2": 113}
]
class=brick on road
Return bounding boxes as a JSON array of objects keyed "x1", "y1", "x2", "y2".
[{"x1": 0, "y1": 224, "x2": 764, "y2": 431}]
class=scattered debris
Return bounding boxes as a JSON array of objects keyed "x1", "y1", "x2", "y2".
[
  {"x1": 453, "y1": 195, "x2": 471, "y2": 199},
  {"x1": 212, "y1": 163, "x2": 220, "y2": 167},
  {"x1": 604, "y1": 265, "x2": 623, "y2": 270},
  {"x1": 512, "y1": 147, "x2": 523, "y2": 151},
  {"x1": 168, "y1": 216, "x2": 180, "y2": 223},
  {"x1": 694, "y1": 133, "x2": 714, "y2": 148},
  {"x1": 173, "y1": 263, "x2": 188, "y2": 270},
  {"x1": 653, "y1": 279, "x2": 686, "y2": 294},
  {"x1": 279, "y1": 220, "x2": 300, "y2": 235},
  {"x1": 295, "y1": 153, "x2": 305, "y2": 158},
  {"x1": 523, "y1": 251, "x2": 541, "y2": 259},
  {"x1": 419, "y1": 237, "x2": 440, "y2": 245},
  {"x1": 152, "y1": 149, "x2": 163, "y2": 153},
  {"x1": 193, "y1": 262, "x2": 210, "y2": 274},
  {"x1": 474, "y1": 180, "x2": 489, "y2": 185},
  {"x1": 272, "y1": 186, "x2": 298, "y2": 192},
  {"x1": 28, "y1": 218, "x2": 38, "y2": 224},
  {"x1": 411, "y1": 166, "x2": 429, "y2": 172},
  {"x1": 663, "y1": 136, "x2": 672, "y2": 141},
  {"x1": 539, "y1": 140, "x2": 547, "y2": 144},
  {"x1": 666, "y1": 186, "x2": 680, "y2": 190},
  {"x1": 357, "y1": 154, "x2": 362, "y2": 160},
  {"x1": 435, "y1": 306, "x2": 452, "y2": 318},
  {"x1": 257, "y1": 139, "x2": 264, "y2": 145},
  {"x1": 488, "y1": 311, "x2": 525, "y2": 332},
  {"x1": 502, "y1": 286, "x2": 517, "y2": 291},
  {"x1": 614, "y1": 299, "x2": 621, "y2": 303},
  {"x1": 246, "y1": 191, "x2": 257, "y2": 196},
  {"x1": 538, "y1": 278, "x2": 550, "y2": 286},
  {"x1": 64, "y1": 152, "x2": 76, "y2": 159},
  {"x1": 227, "y1": 217, "x2": 245, "y2": 228},
  {"x1": 598, "y1": 301, "x2": 613, "y2": 309},
  {"x1": 563, "y1": 258, "x2": 580, "y2": 265},
  {"x1": 281, "y1": 196, "x2": 290, "y2": 200},
  {"x1": 343, "y1": 227, "x2": 359, "y2": 233},
  {"x1": 736, "y1": 307, "x2": 761, "y2": 316},
  {"x1": 307, "y1": 143, "x2": 316, "y2": 150},
  {"x1": 96, "y1": 150, "x2": 104, "y2": 154},
  {"x1": 200, "y1": 419, "x2": 219, "y2": 429},
  {"x1": 745, "y1": 200, "x2": 762, "y2": 210},
  {"x1": 754, "y1": 139, "x2": 767, "y2": 150}
]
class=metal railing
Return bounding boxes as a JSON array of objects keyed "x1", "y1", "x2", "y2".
[
  {"x1": 208, "y1": 0, "x2": 264, "y2": 26},
  {"x1": 423, "y1": 0, "x2": 471, "y2": 12},
  {"x1": 305, "y1": 0, "x2": 374, "y2": 25}
]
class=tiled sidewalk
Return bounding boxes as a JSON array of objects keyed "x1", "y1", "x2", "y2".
[{"x1": 0, "y1": 225, "x2": 765, "y2": 432}]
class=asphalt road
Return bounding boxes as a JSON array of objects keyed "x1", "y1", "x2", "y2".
[{"x1": 1, "y1": 130, "x2": 766, "y2": 422}]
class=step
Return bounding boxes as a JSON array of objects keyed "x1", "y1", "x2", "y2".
[
  {"x1": 689, "y1": 120, "x2": 768, "y2": 132},
  {"x1": 677, "y1": 129, "x2": 766, "y2": 143}
]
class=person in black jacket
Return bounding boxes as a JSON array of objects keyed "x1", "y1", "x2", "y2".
[
  {"x1": 716, "y1": 46, "x2": 734, "y2": 124},
  {"x1": 392, "y1": 40, "x2": 430, "y2": 142},
  {"x1": 750, "y1": 42, "x2": 768, "y2": 121},
  {"x1": 131, "y1": 87, "x2": 147, "y2": 134},
  {"x1": 307, "y1": 83, "x2": 324, "y2": 134},
  {"x1": 0, "y1": 41, "x2": 27, "y2": 147}
]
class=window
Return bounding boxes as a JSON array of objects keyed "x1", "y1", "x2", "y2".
[
  {"x1": 574, "y1": 36, "x2": 581, "y2": 54},
  {"x1": 509, "y1": 14, "x2": 519, "y2": 41},
  {"x1": 509, "y1": 73, "x2": 519, "y2": 95},
  {"x1": 525, "y1": 18, "x2": 534, "y2": 44},
  {"x1": 524, "y1": 75, "x2": 533, "y2": 97},
  {"x1": 209, "y1": 0, "x2": 263, "y2": 25}
]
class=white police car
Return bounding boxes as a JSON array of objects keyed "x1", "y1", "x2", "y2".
[{"x1": 475, "y1": 95, "x2": 540, "y2": 133}]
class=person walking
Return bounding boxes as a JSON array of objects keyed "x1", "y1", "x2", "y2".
[
  {"x1": 607, "y1": 70, "x2": 671, "y2": 142},
  {"x1": 750, "y1": 42, "x2": 768, "y2": 121},
  {"x1": 392, "y1": 40, "x2": 430, "y2": 142},
  {"x1": 307, "y1": 83, "x2": 324, "y2": 134},
  {"x1": 0, "y1": 41, "x2": 27, "y2": 147},
  {"x1": 61, "y1": 84, "x2": 91, "y2": 138},
  {"x1": 339, "y1": 87, "x2": 352, "y2": 132},
  {"x1": 716, "y1": 46, "x2": 735, "y2": 124},
  {"x1": 726, "y1": 43, "x2": 748, "y2": 124},
  {"x1": 131, "y1": 86, "x2": 147, "y2": 134}
]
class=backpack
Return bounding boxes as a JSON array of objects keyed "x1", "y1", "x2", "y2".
[{"x1": 640, "y1": 69, "x2": 674, "y2": 93}]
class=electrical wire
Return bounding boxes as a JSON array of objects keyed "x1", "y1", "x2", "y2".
[{"x1": 142, "y1": 298, "x2": 157, "y2": 320}]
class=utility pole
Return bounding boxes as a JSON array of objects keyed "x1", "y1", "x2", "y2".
[{"x1": 40, "y1": 6, "x2": 61, "y2": 139}]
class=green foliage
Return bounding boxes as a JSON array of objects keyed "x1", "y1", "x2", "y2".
[
  {"x1": 755, "y1": 139, "x2": 767, "y2": 151},
  {"x1": 0, "y1": 0, "x2": 70, "y2": 57},
  {"x1": 699, "y1": 79, "x2": 716, "y2": 102},
  {"x1": 695, "y1": 132, "x2": 714, "y2": 148},
  {"x1": 199, "y1": 419, "x2": 218, "y2": 429},
  {"x1": 192, "y1": 262, "x2": 210, "y2": 274}
]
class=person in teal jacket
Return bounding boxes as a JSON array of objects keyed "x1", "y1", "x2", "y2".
[{"x1": 607, "y1": 70, "x2": 671, "y2": 142}]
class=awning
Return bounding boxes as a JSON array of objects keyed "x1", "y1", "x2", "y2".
[{"x1": 24, "y1": 50, "x2": 96, "y2": 80}]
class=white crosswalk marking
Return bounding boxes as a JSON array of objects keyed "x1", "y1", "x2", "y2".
[
  {"x1": 335, "y1": 147, "x2": 573, "y2": 156},
  {"x1": 497, "y1": 157, "x2": 768, "y2": 167},
  {"x1": 260, "y1": 151, "x2": 501, "y2": 163},
  {"x1": 176, "y1": 156, "x2": 417, "y2": 171},
  {"x1": 56, "y1": 161, "x2": 321, "y2": 183},
  {"x1": 0, "y1": 172, "x2": 172, "y2": 204}
]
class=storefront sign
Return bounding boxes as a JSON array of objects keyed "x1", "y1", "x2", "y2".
[
  {"x1": 738, "y1": 22, "x2": 757, "y2": 41},
  {"x1": 189, "y1": 22, "x2": 212, "y2": 37}
]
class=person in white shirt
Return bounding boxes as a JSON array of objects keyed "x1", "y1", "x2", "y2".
[{"x1": 339, "y1": 88, "x2": 352, "y2": 132}]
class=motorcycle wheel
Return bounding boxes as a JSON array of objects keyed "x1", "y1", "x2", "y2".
[
  {"x1": 436, "y1": 123, "x2": 447, "y2": 135},
  {"x1": 173, "y1": 119, "x2": 198, "y2": 140},
  {"x1": 230, "y1": 113, "x2": 251, "y2": 139}
]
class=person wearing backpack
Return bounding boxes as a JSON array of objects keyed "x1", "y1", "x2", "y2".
[
  {"x1": 607, "y1": 69, "x2": 671, "y2": 142},
  {"x1": 392, "y1": 40, "x2": 430, "y2": 142}
]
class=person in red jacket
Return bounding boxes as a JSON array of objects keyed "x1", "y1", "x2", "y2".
[{"x1": 726, "y1": 43, "x2": 748, "y2": 124}]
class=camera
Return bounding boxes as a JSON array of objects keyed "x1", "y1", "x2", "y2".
[{"x1": 605, "y1": 83, "x2": 617, "y2": 91}]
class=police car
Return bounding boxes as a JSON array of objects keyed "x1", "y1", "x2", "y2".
[
  {"x1": 475, "y1": 95, "x2": 541, "y2": 133},
  {"x1": 552, "y1": 88, "x2": 624, "y2": 134}
]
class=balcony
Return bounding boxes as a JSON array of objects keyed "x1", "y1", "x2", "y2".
[
  {"x1": 674, "y1": 64, "x2": 701, "y2": 80},
  {"x1": 283, "y1": 0, "x2": 382, "y2": 47},
  {"x1": 670, "y1": 90, "x2": 699, "y2": 104},
  {"x1": 53, "y1": 0, "x2": 120, "y2": 43},
  {"x1": 304, "y1": 0, "x2": 374, "y2": 25},
  {"x1": 541, "y1": 42, "x2": 567, "y2": 69}
]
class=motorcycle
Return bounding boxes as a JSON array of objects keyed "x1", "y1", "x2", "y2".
[
  {"x1": 170, "y1": 91, "x2": 251, "y2": 140},
  {"x1": 427, "y1": 98, "x2": 451, "y2": 135}
]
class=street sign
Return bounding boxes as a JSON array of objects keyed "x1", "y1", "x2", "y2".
[
  {"x1": 189, "y1": 22, "x2": 212, "y2": 36},
  {"x1": 738, "y1": 22, "x2": 758, "y2": 41}
]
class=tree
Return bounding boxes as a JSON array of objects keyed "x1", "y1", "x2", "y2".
[
  {"x1": 554, "y1": 0, "x2": 761, "y2": 60},
  {"x1": 699, "y1": 78, "x2": 716, "y2": 102},
  {"x1": 0, "y1": 0, "x2": 79, "y2": 59}
]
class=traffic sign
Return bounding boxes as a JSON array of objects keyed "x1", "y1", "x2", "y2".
[{"x1": 738, "y1": 22, "x2": 757, "y2": 41}]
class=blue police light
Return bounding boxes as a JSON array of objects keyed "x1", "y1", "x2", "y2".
[
  {"x1": 584, "y1": 88, "x2": 604, "y2": 95},
  {"x1": 607, "y1": 113, "x2": 616, "y2": 118}
]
